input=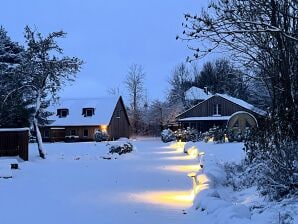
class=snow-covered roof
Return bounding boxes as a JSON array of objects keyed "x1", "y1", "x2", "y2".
[
  {"x1": 185, "y1": 87, "x2": 209, "y2": 101},
  {"x1": 46, "y1": 97, "x2": 119, "y2": 127},
  {"x1": 0, "y1": 128, "x2": 30, "y2": 132},
  {"x1": 215, "y1": 94, "x2": 266, "y2": 116},
  {"x1": 179, "y1": 116, "x2": 231, "y2": 121}
]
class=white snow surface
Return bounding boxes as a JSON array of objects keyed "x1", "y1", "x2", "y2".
[
  {"x1": 46, "y1": 97, "x2": 119, "y2": 126},
  {"x1": 0, "y1": 128, "x2": 29, "y2": 132},
  {"x1": 185, "y1": 87, "x2": 209, "y2": 101},
  {"x1": 0, "y1": 139, "x2": 296, "y2": 224}
]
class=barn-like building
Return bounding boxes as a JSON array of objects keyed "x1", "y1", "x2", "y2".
[
  {"x1": 40, "y1": 96, "x2": 131, "y2": 142},
  {"x1": 176, "y1": 93, "x2": 266, "y2": 132}
]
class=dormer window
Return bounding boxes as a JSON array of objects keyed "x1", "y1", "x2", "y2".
[
  {"x1": 82, "y1": 108, "x2": 95, "y2": 117},
  {"x1": 213, "y1": 104, "x2": 222, "y2": 115},
  {"x1": 57, "y1": 109, "x2": 69, "y2": 118}
]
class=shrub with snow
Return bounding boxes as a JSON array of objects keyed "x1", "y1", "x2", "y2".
[
  {"x1": 94, "y1": 130, "x2": 109, "y2": 142},
  {"x1": 242, "y1": 120, "x2": 298, "y2": 200},
  {"x1": 109, "y1": 142, "x2": 133, "y2": 155},
  {"x1": 203, "y1": 126, "x2": 225, "y2": 143},
  {"x1": 160, "y1": 129, "x2": 176, "y2": 143},
  {"x1": 175, "y1": 128, "x2": 201, "y2": 142}
]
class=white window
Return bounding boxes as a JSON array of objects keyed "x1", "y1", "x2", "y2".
[
  {"x1": 82, "y1": 108, "x2": 94, "y2": 117},
  {"x1": 213, "y1": 104, "x2": 222, "y2": 115},
  {"x1": 57, "y1": 109, "x2": 69, "y2": 118}
]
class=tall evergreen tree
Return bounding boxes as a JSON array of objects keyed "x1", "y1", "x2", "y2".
[{"x1": 0, "y1": 26, "x2": 29, "y2": 128}]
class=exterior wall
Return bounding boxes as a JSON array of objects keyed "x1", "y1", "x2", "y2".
[
  {"x1": 180, "y1": 120, "x2": 227, "y2": 132},
  {"x1": 108, "y1": 98, "x2": 131, "y2": 139},
  {"x1": 41, "y1": 126, "x2": 99, "y2": 142},
  {"x1": 177, "y1": 96, "x2": 261, "y2": 119},
  {"x1": 0, "y1": 129, "x2": 29, "y2": 161}
]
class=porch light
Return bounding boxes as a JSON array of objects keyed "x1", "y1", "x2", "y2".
[{"x1": 100, "y1": 125, "x2": 108, "y2": 133}]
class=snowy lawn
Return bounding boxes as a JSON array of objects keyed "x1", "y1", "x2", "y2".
[{"x1": 0, "y1": 138, "x2": 297, "y2": 224}]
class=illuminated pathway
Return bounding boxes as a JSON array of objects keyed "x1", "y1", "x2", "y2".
[{"x1": 99, "y1": 139, "x2": 204, "y2": 224}]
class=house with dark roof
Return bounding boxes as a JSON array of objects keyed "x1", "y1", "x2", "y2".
[
  {"x1": 40, "y1": 96, "x2": 131, "y2": 142},
  {"x1": 176, "y1": 93, "x2": 266, "y2": 132}
]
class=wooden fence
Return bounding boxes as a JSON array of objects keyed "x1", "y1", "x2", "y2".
[{"x1": 0, "y1": 128, "x2": 29, "y2": 161}]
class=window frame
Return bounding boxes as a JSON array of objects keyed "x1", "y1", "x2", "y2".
[
  {"x1": 70, "y1": 129, "x2": 76, "y2": 136},
  {"x1": 213, "y1": 104, "x2": 222, "y2": 115},
  {"x1": 83, "y1": 129, "x2": 89, "y2": 137}
]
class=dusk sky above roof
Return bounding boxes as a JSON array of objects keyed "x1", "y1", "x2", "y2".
[{"x1": 1, "y1": 0, "x2": 212, "y2": 101}]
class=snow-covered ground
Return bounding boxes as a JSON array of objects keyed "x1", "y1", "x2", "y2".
[{"x1": 0, "y1": 138, "x2": 297, "y2": 224}]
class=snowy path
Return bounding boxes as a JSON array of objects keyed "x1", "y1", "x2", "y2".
[{"x1": 0, "y1": 139, "x2": 200, "y2": 224}]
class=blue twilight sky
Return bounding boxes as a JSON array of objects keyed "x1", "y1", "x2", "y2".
[{"x1": 0, "y1": 0, "x2": 212, "y2": 101}]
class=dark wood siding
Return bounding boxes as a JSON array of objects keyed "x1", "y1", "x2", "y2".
[
  {"x1": 177, "y1": 95, "x2": 261, "y2": 119},
  {"x1": 108, "y1": 97, "x2": 131, "y2": 139},
  {"x1": 0, "y1": 129, "x2": 29, "y2": 161},
  {"x1": 41, "y1": 126, "x2": 98, "y2": 142}
]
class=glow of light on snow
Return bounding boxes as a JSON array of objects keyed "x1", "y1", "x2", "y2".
[
  {"x1": 158, "y1": 164, "x2": 202, "y2": 173},
  {"x1": 129, "y1": 175, "x2": 209, "y2": 208},
  {"x1": 163, "y1": 155, "x2": 197, "y2": 161},
  {"x1": 186, "y1": 146, "x2": 199, "y2": 157},
  {"x1": 162, "y1": 141, "x2": 186, "y2": 150}
]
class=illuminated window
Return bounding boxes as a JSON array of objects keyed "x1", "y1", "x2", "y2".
[{"x1": 213, "y1": 104, "x2": 222, "y2": 115}]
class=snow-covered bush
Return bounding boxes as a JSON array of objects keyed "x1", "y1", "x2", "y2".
[
  {"x1": 160, "y1": 129, "x2": 176, "y2": 143},
  {"x1": 109, "y1": 142, "x2": 133, "y2": 155},
  {"x1": 175, "y1": 128, "x2": 200, "y2": 142},
  {"x1": 94, "y1": 130, "x2": 109, "y2": 142},
  {"x1": 203, "y1": 126, "x2": 225, "y2": 143},
  {"x1": 226, "y1": 127, "x2": 243, "y2": 142},
  {"x1": 244, "y1": 121, "x2": 298, "y2": 200}
]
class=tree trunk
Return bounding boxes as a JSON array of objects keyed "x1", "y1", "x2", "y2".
[
  {"x1": 34, "y1": 118, "x2": 46, "y2": 159},
  {"x1": 34, "y1": 91, "x2": 46, "y2": 159}
]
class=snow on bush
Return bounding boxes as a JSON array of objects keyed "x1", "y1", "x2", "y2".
[
  {"x1": 160, "y1": 129, "x2": 176, "y2": 143},
  {"x1": 109, "y1": 142, "x2": 133, "y2": 155},
  {"x1": 95, "y1": 130, "x2": 109, "y2": 142},
  {"x1": 244, "y1": 125, "x2": 298, "y2": 200},
  {"x1": 203, "y1": 126, "x2": 226, "y2": 143},
  {"x1": 175, "y1": 128, "x2": 201, "y2": 142},
  {"x1": 193, "y1": 157, "x2": 251, "y2": 223}
]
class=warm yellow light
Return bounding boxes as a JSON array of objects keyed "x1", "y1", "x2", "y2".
[
  {"x1": 162, "y1": 141, "x2": 186, "y2": 150},
  {"x1": 163, "y1": 155, "x2": 197, "y2": 161},
  {"x1": 208, "y1": 137, "x2": 214, "y2": 143},
  {"x1": 224, "y1": 134, "x2": 229, "y2": 142},
  {"x1": 158, "y1": 164, "x2": 202, "y2": 173},
  {"x1": 128, "y1": 174, "x2": 210, "y2": 208},
  {"x1": 129, "y1": 190, "x2": 195, "y2": 208},
  {"x1": 100, "y1": 125, "x2": 108, "y2": 133},
  {"x1": 187, "y1": 146, "x2": 198, "y2": 157}
]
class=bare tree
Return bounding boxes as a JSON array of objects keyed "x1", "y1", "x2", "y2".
[
  {"x1": 124, "y1": 64, "x2": 145, "y2": 134},
  {"x1": 167, "y1": 63, "x2": 192, "y2": 108},
  {"x1": 179, "y1": 0, "x2": 298, "y2": 136}
]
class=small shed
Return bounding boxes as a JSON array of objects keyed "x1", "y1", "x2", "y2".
[{"x1": 0, "y1": 128, "x2": 29, "y2": 161}]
